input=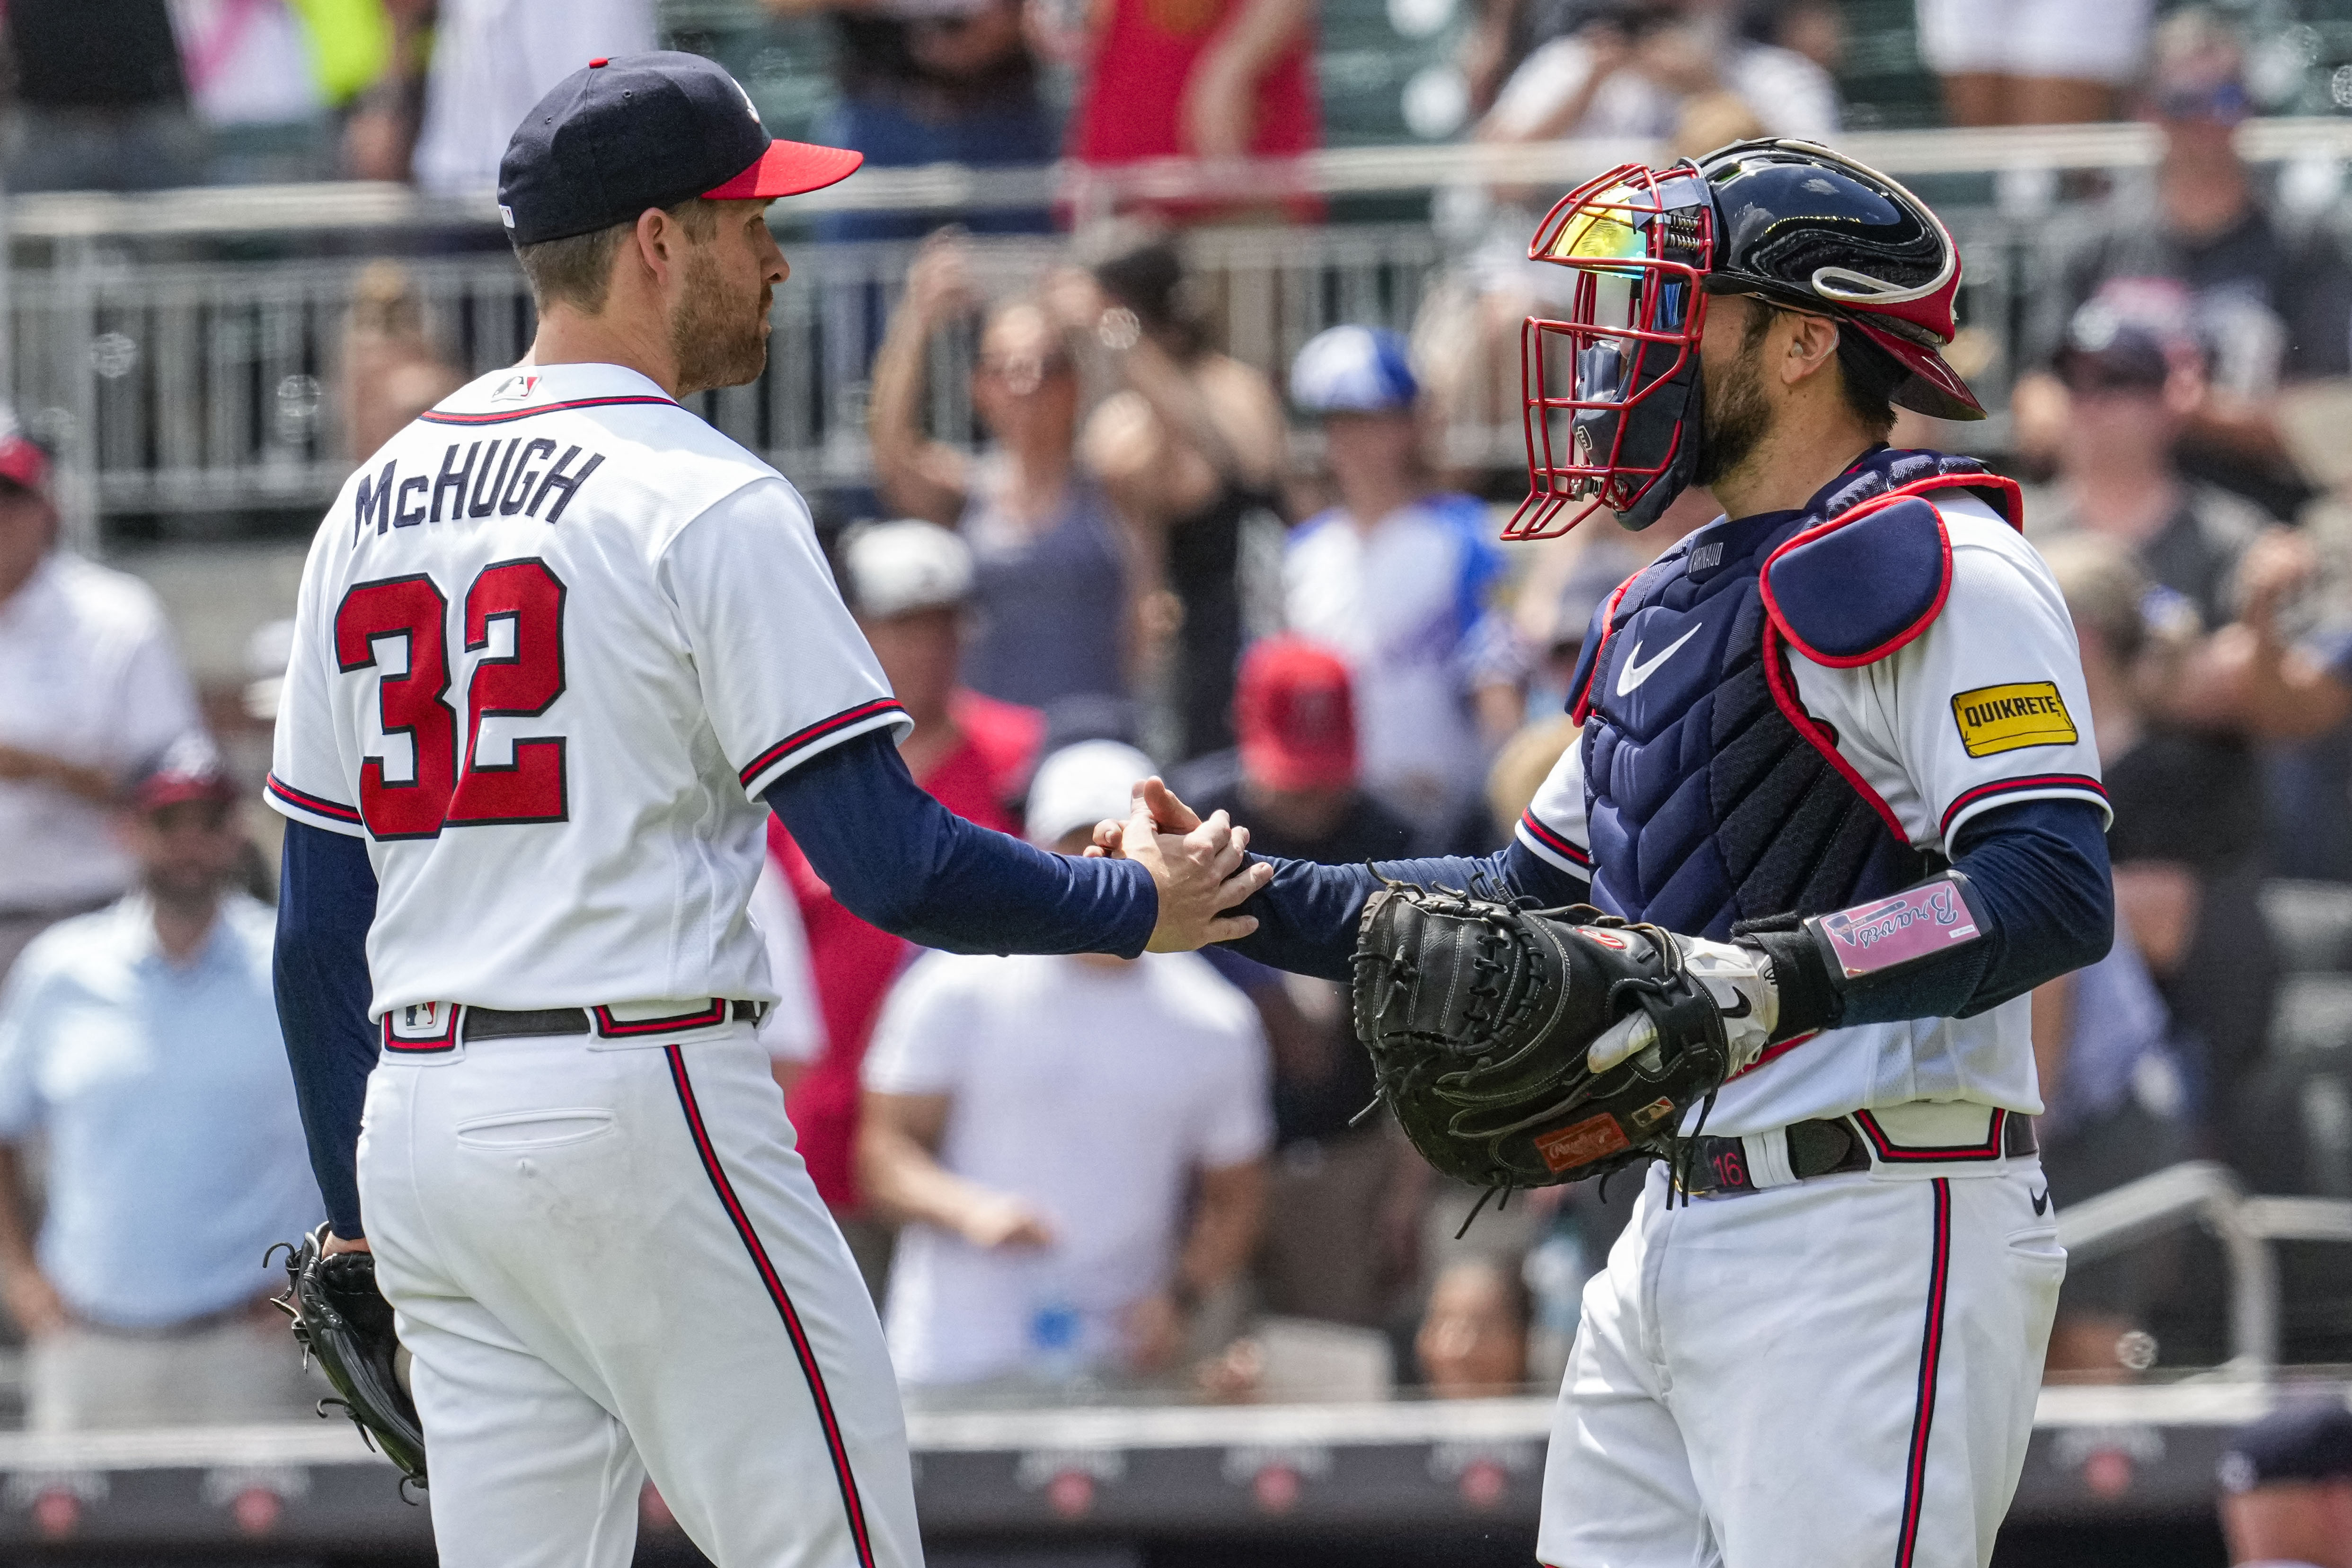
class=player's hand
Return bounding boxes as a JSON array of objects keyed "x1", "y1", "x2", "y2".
[
  {"x1": 1585, "y1": 932, "x2": 1778, "y2": 1074},
  {"x1": 1085, "y1": 775, "x2": 1202, "y2": 855},
  {"x1": 957, "y1": 1193, "x2": 1055, "y2": 1250},
  {"x1": 1121, "y1": 782, "x2": 1270, "y2": 951},
  {"x1": 322, "y1": 1233, "x2": 372, "y2": 1258}
]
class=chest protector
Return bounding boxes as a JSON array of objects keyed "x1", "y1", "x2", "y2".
[{"x1": 1565, "y1": 448, "x2": 2023, "y2": 940}]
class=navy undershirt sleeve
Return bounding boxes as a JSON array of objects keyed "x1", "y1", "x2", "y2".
[
  {"x1": 1760, "y1": 797, "x2": 2113, "y2": 1030},
  {"x1": 1219, "y1": 838, "x2": 1592, "y2": 982},
  {"x1": 1943, "y1": 796, "x2": 2113, "y2": 1017},
  {"x1": 764, "y1": 729, "x2": 1158, "y2": 957},
  {"x1": 274, "y1": 820, "x2": 381, "y2": 1241}
]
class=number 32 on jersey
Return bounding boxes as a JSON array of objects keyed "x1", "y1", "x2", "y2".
[{"x1": 334, "y1": 558, "x2": 568, "y2": 840}]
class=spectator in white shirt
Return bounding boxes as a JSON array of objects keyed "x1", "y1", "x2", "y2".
[
  {"x1": 0, "y1": 740, "x2": 324, "y2": 1429},
  {"x1": 1282, "y1": 326, "x2": 1516, "y2": 841},
  {"x1": 0, "y1": 425, "x2": 203, "y2": 983},
  {"x1": 858, "y1": 740, "x2": 1271, "y2": 1390},
  {"x1": 406, "y1": 0, "x2": 654, "y2": 195}
]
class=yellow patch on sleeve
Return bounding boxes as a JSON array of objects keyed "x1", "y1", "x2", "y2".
[{"x1": 1951, "y1": 682, "x2": 2079, "y2": 758}]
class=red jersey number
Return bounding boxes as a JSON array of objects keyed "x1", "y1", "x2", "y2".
[{"x1": 334, "y1": 561, "x2": 570, "y2": 839}]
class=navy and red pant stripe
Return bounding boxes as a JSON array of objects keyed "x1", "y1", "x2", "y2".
[
  {"x1": 1895, "y1": 1178, "x2": 1954, "y2": 1568},
  {"x1": 665, "y1": 1046, "x2": 876, "y2": 1568}
]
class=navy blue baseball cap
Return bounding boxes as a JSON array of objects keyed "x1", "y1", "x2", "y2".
[
  {"x1": 2219, "y1": 1400, "x2": 2352, "y2": 1492},
  {"x1": 497, "y1": 52, "x2": 863, "y2": 246}
]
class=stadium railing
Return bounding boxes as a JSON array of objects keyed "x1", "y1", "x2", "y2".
[
  {"x1": 14, "y1": 117, "x2": 2352, "y2": 546},
  {"x1": 2058, "y1": 1159, "x2": 2352, "y2": 1373}
]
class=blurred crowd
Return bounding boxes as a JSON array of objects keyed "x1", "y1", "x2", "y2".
[
  {"x1": 0, "y1": 0, "x2": 2267, "y2": 199},
  {"x1": 13, "y1": 0, "x2": 2352, "y2": 1445}
]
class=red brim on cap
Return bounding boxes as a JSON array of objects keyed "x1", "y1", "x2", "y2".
[
  {"x1": 1850, "y1": 319, "x2": 1985, "y2": 422},
  {"x1": 704, "y1": 139, "x2": 864, "y2": 201},
  {"x1": 136, "y1": 775, "x2": 236, "y2": 811}
]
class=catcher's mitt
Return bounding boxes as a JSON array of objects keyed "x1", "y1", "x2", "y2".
[
  {"x1": 272, "y1": 1225, "x2": 427, "y2": 1489},
  {"x1": 1351, "y1": 882, "x2": 1751, "y2": 1201}
]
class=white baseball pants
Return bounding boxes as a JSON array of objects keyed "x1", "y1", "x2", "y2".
[
  {"x1": 357, "y1": 1028, "x2": 921, "y2": 1568},
  {"x1": 1538, "y1": 1153, "x2": 2063, "y2": 1568}
]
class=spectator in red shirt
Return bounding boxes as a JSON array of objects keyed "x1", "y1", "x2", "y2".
[
  {"x1": 1062, "y1": 0, "x2": 1320, "y2": 218},
  {"x1": 767, "y1": 520, "x2": 1043, "y2": 1294}
]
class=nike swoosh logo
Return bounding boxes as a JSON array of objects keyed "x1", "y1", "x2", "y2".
[
  {"x1": 1615, "y1": 623, "x2": 1703, "y2": 696},
  {"x1": 1721, "y1": 994, "x2": 1751, "y2": 1019},
  {"x1": 2031, "y1": 1186, "x2": 2050, "y2": 1216}
]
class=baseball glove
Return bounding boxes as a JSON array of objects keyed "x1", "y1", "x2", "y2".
[
  {"x1": 1351, "y1": 881, "x2": 1762, "y2": 1203},
  {"x1": 272, "y1": 1225, "x2": 427, "y2": 1489}
]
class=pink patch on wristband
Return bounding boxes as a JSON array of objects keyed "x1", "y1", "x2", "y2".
[{"x1": 1816, "y1": 882, "x2": 1980, "y2": 979}]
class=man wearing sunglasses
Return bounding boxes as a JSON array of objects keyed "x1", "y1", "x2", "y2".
[
  {"x1": 1105, "y1": 138, "x2": 2114, "y2": 1568},
  {"x1": 2018, "y1": 8, "x2": 2352, "y2": 523}
]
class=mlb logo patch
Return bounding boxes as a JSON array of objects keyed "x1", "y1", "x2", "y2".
[
  {"x1": 385, "y1": 1001, "x2": 460, "y2": 1052},
  {"x1": 490, "y1": 373, "x2": 541, "y2": 403}
]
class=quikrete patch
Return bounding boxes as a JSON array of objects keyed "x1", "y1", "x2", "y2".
[{"x1": 1951, "y1": 681, "x2": 2078, "y2": 757}]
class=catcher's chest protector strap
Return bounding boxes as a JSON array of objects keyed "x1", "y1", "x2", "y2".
[{"x1": 1565, "y1": 449, "x2": 2014, "y2": 940}]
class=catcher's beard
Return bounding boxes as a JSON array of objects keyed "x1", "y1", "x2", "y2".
[
  {"x1": 1692, "y1": 308, "x2": 1776, "y2": 491},
  {"x1": 668, "y1": 246, "x2": 773, "y2": 396}
]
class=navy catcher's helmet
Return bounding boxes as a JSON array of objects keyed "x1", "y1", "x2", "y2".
[{"x1": 1509, "y1": 138, "x2": 1980, "y2": 540}]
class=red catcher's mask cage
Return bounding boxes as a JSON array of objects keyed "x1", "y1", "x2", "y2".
[{"x1": 1504, "y1": 160, "x2": 1716, "y2": 541}]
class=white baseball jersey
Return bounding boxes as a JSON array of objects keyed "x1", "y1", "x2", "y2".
[
  {"x1": 266, "y1": 362, "x2": 911, "y2": 1020},
  {"x1": 1513, "y1": 493, "x2": 2107, "y2": 1135}
]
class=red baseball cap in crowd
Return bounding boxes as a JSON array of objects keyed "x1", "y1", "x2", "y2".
[
  {"x1": 132, "y1": 735, "x2": 237, "y2": 813},
  {"x1": 497, "y1": 52, "x2": 863, "y2": 246},
  {"x1": 1236, "y1": 637, "x2": 1358, "y2": 792},
  {"x1": 0, "y1": 420, "x2": 49, "y2": 495}
]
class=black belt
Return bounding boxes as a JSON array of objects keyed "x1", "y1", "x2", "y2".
[
  {"x1": 460, "y1": 1001, "x2": 766, "y2": 1043},
  {"x1": 1680, "y1": 1112, "x2": 2037, "y2": 1198}
]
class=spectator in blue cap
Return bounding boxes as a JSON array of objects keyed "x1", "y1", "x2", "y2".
[
  {"x1": 1282, "y1": 325, "x2": 1518, "y2": 847},
  {"x1": 2217, "y1": 1400, "x2": 2352, "y2": 1568}
]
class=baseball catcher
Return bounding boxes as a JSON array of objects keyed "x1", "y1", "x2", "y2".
[
  {"x1": 274, "y1": 1224, "x2": 427, "y2": 1488},
  {"x1": 1103, "y1": 139, "x2": 2111, "y2": 1568}
]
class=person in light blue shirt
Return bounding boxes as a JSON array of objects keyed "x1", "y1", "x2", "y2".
[{"x1": 0, "y1": 738, "x2": 323, "y2": 1428}]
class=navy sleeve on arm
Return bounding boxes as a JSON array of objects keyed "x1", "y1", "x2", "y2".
[
  {"x1": 274, "y1": 821, "x2": 381, "y2": 1241},
  {"x1": 1816, "y1": 797, "x2": 2113, "y2": 1029},
  {"x1": 1220, "y1": 838, "x2": 1593, "y2": 982},
  {"x1": 765, "y1": 730, "x2": 1159, "y2": 957}
]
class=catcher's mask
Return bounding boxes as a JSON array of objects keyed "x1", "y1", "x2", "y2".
[{"x1": 1506, "y1": 138, "x2": 1982, "y2": 542}]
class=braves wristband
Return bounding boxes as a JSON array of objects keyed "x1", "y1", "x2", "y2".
[
  {"x1": 1736, "y1": 872, "x2": 1992, "y2": 1042},
  {"x1": 1804, "y1": 873, "x2": 1986, "y2": 982}
]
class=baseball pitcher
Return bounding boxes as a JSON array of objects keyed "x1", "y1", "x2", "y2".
[{"x1": 266, "y1": 52, "x2": 1267, "y2": 1568}]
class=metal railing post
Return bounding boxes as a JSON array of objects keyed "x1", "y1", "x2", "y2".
[
  {"x1": 57, "y1": 232, "x2": 97, "y2": 557},
  {"x1": 2203, "y1": 1185, "x2": 2281, "y2": 1373}
]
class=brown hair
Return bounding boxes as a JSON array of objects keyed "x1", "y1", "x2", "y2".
[
  {"x1": 513, "y1": 198, "x2": 720, "y2": 315},
  {"x1": 1737, "y1": 300, "x2": 1901, "y2": 441},
  {"x1": 1832, "y1": 327, "x2": 1903, "y2": 441}
]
